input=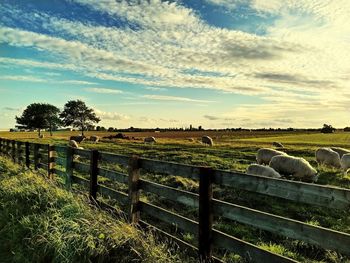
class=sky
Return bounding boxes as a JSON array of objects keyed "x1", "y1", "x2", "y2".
[{"x1": 0, "y1": 0, "x2": 349, "y2": 129}]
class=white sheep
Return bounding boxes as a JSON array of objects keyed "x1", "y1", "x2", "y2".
[
  {"x1": 246, "y1": 164, "x2": 281, "y2": 178},
  {"x1": 341, "y1": 153, "x2": 350, "y2": 175},
  {"x1": 69, "y1": 140, "x2": 79, "y2": 148},
  {"x1": 90, "y1": 135, "x2": 100, "y2": 143},
  {"x1": 202, "y1": 136, "x2": 214, "y2": 146},
  {"x1": 69, "y1": 135, "x2": 86, "y2": 143},
  {"x1": 330, "y1": 147, "x2": 350, "y2": 159},
  {"x1": 269, "y1": 155, "x2": 318, "y2": 182},
  {"x1": 256, "y1": 148, "x2": 287, "y2": 165},
  {"x1": 315, "y1": 148, "x2": 341, "y2": 168},
  {"x1": 144, "y1": 136, "x2": 156, "y2": 144}
]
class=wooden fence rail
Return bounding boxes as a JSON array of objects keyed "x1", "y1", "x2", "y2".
[{"x1": 0, "y1": 137, "x2": 349, "y2": 263}]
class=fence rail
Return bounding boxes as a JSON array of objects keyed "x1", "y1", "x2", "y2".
[{"x1": 0, "y1": 137, "x2": 349, "y2": 263}]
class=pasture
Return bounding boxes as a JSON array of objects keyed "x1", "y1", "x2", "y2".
[{"x1": 1, "y1": 130, "x2": 349, "y2": 262}]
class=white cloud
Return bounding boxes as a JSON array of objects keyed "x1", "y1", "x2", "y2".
[
  {"x1": 94, "y1": 109, "x2": 129, "y2": 121},
  {"x1": 0, "y1": 75, "x2": 47, "y2": 82},
  {"x1": 85, "y1": 87, "x2": 123, "y2": 94},
  {"x1": 143, "y1": 95, "x2": 216, "y2": 103},
  {"x1": 60, "y1": 80, "x2": 97, "y2": 85}
]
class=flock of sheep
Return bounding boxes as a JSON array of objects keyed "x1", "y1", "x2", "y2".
[
  {"x1": 247, "y1": 145, "x2": 350, "y2": 183},
  {"x1": 67, "y1": 135, "x2": 349, "y2": 183}
]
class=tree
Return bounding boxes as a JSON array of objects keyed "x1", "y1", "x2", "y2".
[
  {"x1": 60, "y1": 100, "x2": 100, "y2": 136},
  {"x1": 321, "y1": 123, "x2": 335, "y2": 134},
  {"x1": 16, "y1": 103, "x2": 61, "y2": 137}
]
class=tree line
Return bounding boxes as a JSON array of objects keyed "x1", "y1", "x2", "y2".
[{"x1": 16, "y1": 100, "x2": 100, "y2": 137}]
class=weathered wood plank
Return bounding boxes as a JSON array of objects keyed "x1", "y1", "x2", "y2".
[
  {"x1": 213, "y1": 199, "x2": 350, "y2": 256},
  {"x1": 71, "y1": 175, "x2": 90, "y2": 188},
  {"x1": 73, "y1": 162, "x2": 90, "y2": 174},
  {"x1": 99, "y1": 152, "x2": 129, "y2": 166},
  {"x1": 140, "y1": 158, "x2": 200, "y2": 180},
  {"x1": 97, "y1": 167, "x2": 128, "y2": 184},
  {"x1": 89, "y1": 150, "x2": 99, "y2": 200},
  {"x1": 213, "y1": 170, "x2": 350, "y2": 209},
  {"x1": 212, "y1": 229, "x2": 298, "y2": 263},
  {"x1": 139, "y1": 201, "x2": 198, "y2": 236},
  {"x1": 65, "y1": 147, "x2": 73, "y2": 188},
  {"x1": 128, "y1": 156, "x2": 141, "y2": 224},
  {"x1": 198, "y1": 167, "x2": 214, "y2": 261},
  {"x1": 139, "y1": 179, "x2": 198, "y2": 208},
  {"x1": 25, "y1": 142, "x2": 30, "y2": 168},
  {"x1": 97, "y1": 184, "x2": 128, "y2": 205},
  {"x1": 73, "y1": 148, "x2": 91, "y2": 159}
]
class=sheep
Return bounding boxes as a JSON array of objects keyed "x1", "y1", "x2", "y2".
[
  {"x1": 69, "y1": 140, "x2": 79, "y2": 148},
  {"x1": 315, "y1": 148, "x2": 341, "y2": 168},
  {"x1": 246, "y1": 164, "x2": 281, "y2": 178},
  {"x1": 269, "y1": 155, "x2": 318, "y2": 182},
  {"x1": 256, "y1": 148, "x2": 287, "y2": 165},
  {"x1": 90, "y1": 135, "x2": 100, "y2": 143},
  {"x1": 202, "y1": 136, "x2": 214, "y2": 146},
  {"x1": 330, "y1": 147, "x2": 350, "y2": 159},
  {"x1": 341, "y1": 153, "x2": 350, "y2": 175},
  {"x1": 144, "y1": 136, "x2": 156, "y2": 144},
  {"x1": 69, "y1": 135, "x2": 86, "y2": 143},
  {"x1": 272, "y1": 142, "x2": 284, "y2": 148},
  {"x1": 39, "y1": 134, "x2": 44, "y2": 138}
]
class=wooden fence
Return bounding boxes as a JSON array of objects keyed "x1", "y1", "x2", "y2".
[{"x1": 0, "y1": 138, "x2": 349, "y2": 263}]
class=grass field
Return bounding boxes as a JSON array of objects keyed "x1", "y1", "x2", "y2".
[
  {"x1": 0, "y1": 157, "x2": 190, "y2": 263},
  {"x1": 1, "y1": 130, "x2": 349, "y2": 262}
]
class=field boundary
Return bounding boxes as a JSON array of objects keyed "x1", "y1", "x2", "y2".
[{"x1": 0, "y1": 138, "x2": 349, "y2": 262}]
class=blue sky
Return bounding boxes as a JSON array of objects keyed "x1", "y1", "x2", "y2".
[{"x1": 0, "y1": 0, "x2": 349, "y2": 129}]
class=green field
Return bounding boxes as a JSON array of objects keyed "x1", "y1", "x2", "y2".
[
  {"x1": 1, "y1": 130, "x2": 349, "y2": 262},
  {"x1": 0, "y1": 157, "x2": 189, "y2": 263}
]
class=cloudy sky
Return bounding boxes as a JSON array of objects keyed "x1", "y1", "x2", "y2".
[{"x1": 0, "y1": 0, "x2": 349, "y2": 129}]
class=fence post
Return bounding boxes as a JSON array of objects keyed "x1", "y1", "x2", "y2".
[
  {"x1": 33, "y1": 144, "x2": 39, "y2": 170},
  {"x1": 65, "y1": 147, "x2": 74, "y2": 188},
  {"x1": 11, "y1": 140, "x2": 16, "y2": 162},
  {"x1": 16, "y1": 141, "x2": 23, "y2": 163},
  {"x1": 198, "y1": 167, "x2": 214, "y2": 262},
  {"x1": 25, "y1": 142, "x2": 30, "y2": 168},
  {"x1": 0, "y1": 138, "x2": 3, "y2": 154},
  {"x1": 89, "y1": 150, "x2": 99, "y2": 201},
  {"x1": 7, "y1": 140, "x2": 11, "y2": 156},
  {"x1": 47, "y1": 145, "x2": 55, "y2": 179},
  {"x1": 128, "y1": 155, "x2": 141, "y2": 224}
]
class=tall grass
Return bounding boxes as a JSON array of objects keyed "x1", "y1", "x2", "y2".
[{"x1": 0, "y1": 157, "x2": 189, "y2": 263}]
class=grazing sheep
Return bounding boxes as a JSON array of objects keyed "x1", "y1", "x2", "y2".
[
  {"x1": 69, "y1": 140, "x2": 79, "y2": 148},
  {"x1": 330, "y1": 147, "x2": 350, "y2": 159},
  {"x1": 90, "y1": 135, "x2": 100, "y2": 143},
  {"x1": 272, "y1": 142, "x2": 284, "y2": 148},
  {"x1": 202, "y1": 136, "x2": 214, "y2": 146},
  {"x1": 341, "y1": 153, "x2": 350, "y2": 175},
  {"x1": 144, "y1": 136, "x2": 156, "y2": 144},
  {"x1": 315, "y1": 148, "x2": 341, "y2": 168},
  {"x1": 270, "y1": 155, "x2": 318, "y2": 182},
  {"x1": 69, "y1": 135, "x2": 86, "y2": 143},
  {"x1": 39, "y1": 134, "x2": 44, "y2": 138},
  {"x1": 256, "y1": 148, "x2": 287, "y2": 165},
  {"x1": 246, "y1": 164, "x2": 281, "y2": 178}
]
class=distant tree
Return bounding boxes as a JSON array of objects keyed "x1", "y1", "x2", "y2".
[
  {"x1": 16, "y1": 103, "x2": 61, "y2": 137},
  {"x1": 321, "y1": 123, "x2": 335, "y2": 134},
  {"x1": 108, "y1": 127, "x2": 114, "y2": 132},
  {"x1": 344, "y1": 127, "x2": 350, "y2": 132},
  {"x1": 60, "y1": 100, "x2": 100, "y2": 136}
]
